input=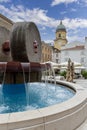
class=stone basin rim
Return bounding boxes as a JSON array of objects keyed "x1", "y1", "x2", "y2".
[{"x1": 0, "y1": 80, "x2": 87, "y2": 127}]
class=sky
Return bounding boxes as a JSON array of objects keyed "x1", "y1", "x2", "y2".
[{"x1": 0, "y1": 0, "x2": 87, "y2": 44}]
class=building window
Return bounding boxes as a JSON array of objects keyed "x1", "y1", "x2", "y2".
[
  {"x1": 56, "y1": 53, "x2": 58, "y2": 57},
  {"x1": 56, "y1": 59, "x2": 58, "y2": 63},
  {"x1": 65, "y1": 58, "x2": 68, "y2": 62},
  {"x1": 81, "y1": 58, "x2": 84, "y2": 63},
  {"x1": 81, "y1": 50, "x2": 85, "y2": 55},
  {"x1": 59, "y1": 34, "x2": 61, "y2": 37},
  {"x1": 65, "y1": 51, "x2": 68, "y2": 55}
]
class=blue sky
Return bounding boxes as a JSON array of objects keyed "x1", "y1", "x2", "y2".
[{"x1": 0, "y1": 0, "x2": 87, "y2": 44}]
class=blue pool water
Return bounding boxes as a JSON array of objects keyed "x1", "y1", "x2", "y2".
[{"x1": 0, "y1": 83, "x2": 75, "y2": 114}]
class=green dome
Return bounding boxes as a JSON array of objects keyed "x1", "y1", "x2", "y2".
[{"x1": 56, "y1": 21, "x2": 66, "y2": 32}]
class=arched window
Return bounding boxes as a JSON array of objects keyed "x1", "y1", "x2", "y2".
[{"x1": 59, "y1": 33, "x2": 61, "y2": 37}]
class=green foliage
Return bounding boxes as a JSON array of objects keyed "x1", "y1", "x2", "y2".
[
  {"x1": 81, "y1": 70, "x2": 87, "y2": 79},
  {"x1": 60, "y1": 71, "x2": 66, "y2": 78}
]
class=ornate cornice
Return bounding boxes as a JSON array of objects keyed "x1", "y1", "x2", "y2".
[{"x1": 0, "y1": 13, "x2": 13, "y2": 25}]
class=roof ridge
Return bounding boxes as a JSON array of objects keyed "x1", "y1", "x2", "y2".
[{"x1": 62, "y1": 45, "x2": 85, "y2": 51}]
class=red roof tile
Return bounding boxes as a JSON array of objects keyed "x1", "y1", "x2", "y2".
[{"x1": 62, "y1": 45, "x2": 85, "y2": 51}]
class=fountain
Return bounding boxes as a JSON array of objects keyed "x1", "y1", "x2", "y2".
[{"x1": 0, "y1": 22, "x2": 87, "y2": 130}]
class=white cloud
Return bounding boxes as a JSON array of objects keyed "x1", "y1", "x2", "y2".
[
  {"x1": 63, "y1": 18, "x2": 87, "y2": 30},
  {"x1": 80, "y1": 0, "x2": 87, "y2": 4},
  {"x1": 0, "y1": 4, "x2": 87, "y2": 42},
  {"x1": 67, "y1": 35, "x2": 84, "y2": 43},
  {"x1": 0, "y1": 4, "x2": 59, "y2": 28},
  {"x1": 44, "y1": 40, "x2": 54, "y2": 44},
  {"x1": 74, "y1": 0, "x2": 87, "y2": 6},
  {"x1": 39, "y1": 26, "x2": 46, "y2": 31},
  {"x1": 0, "y1": 0, "x2": 10, "y2": 2},
  {"x1": 60, "y1": 11, "x2": 67, "y2": 15},
  {"x1": 0, "y1": 4, "x2": 87, "y2": 30},
  {"x1": 70, "y1": 8, "x2": 77, "y2": 12},
  {"x1": 51, "y1": 0, "x2": 78, "y2": 6},
  {"x1": 42, "y1": 32, "x2": 47, "y2": 35}
]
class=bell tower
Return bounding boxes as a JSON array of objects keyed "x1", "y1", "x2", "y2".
[{"x1": 54, "y1": 21, "x2": 67, "y2": 50}]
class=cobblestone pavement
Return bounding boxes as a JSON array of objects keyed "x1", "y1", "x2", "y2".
[
  {"x1": 75, "y1": 79, "x2": 87, "y2": 89},
  {"x1": 74, "y1": 79, "x2": 87, "y2": 130}
]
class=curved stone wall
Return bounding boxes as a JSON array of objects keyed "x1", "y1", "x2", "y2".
[{"x1": 0, "y1": 81, "x2": 87, "y2": 130}]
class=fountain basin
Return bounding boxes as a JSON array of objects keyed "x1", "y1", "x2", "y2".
[
  {"x1": 0, "y1": 80, "x2": 87, "y2": 130},
  {"x1": 0, "y1": 82, "x2": 75, "y2": 114}
]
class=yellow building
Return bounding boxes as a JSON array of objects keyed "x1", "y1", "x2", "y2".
[
  {"x1": 0, "y1": 13, "x2": 13, "y2": 31},
  {"x1": 41, "y1": 41, "x2": 52, "y2": 62},
  {"x1": 54, "y1": 21, "x2": 67, "y2": 50}
]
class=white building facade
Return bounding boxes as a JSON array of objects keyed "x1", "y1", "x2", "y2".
[
  {"x1": 52, "y1": 47, "x2": 61, "y2": 63},
  {"x1": 60, "y1": 39, "x2": 87, "y2": 68}
]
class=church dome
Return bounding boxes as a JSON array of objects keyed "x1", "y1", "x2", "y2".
[{"x1": 56, "y1": 21, "x2": 66, "y2": 32}]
